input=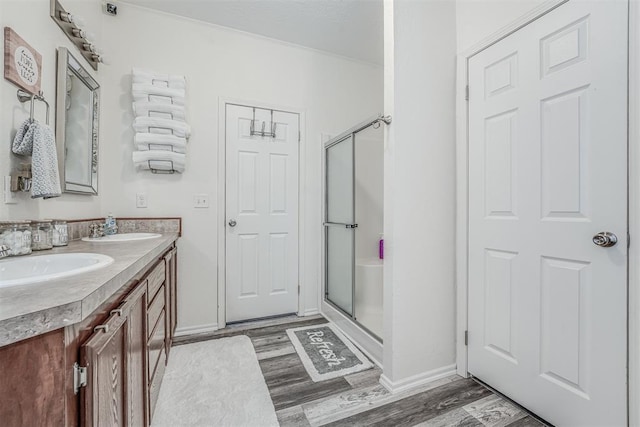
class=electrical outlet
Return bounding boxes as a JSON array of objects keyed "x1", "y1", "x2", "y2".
[
  {"x1": 4, "y1": 176, "x2": 17, "y2": 204},
  {"x1": 136, "y1": 193, "x2": 148, "y2": 208},
  {"x1": 194, "y1": 194, "x2": 209, "y2": 208}
]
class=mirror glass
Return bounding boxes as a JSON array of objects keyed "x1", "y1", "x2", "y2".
[{"x1": 55, "y1": 47, "x2": 100, "y2": 194}]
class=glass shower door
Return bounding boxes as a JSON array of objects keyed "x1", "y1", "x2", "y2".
[{"x1": 325, "y1": 135, "x2": 355, "y2": 316}]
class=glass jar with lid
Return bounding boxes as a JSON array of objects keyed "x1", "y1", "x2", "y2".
[
  {"x1": 51, "y1": 220, "x2": 69, "y2": 247},
  {"x1": 31, "y1": 220, "x2": 53, "y2": 251},
  {"x1": 0, "y1": 221, "x2": 32, "y2": 256}
]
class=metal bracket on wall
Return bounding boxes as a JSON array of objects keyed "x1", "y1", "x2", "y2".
[{"x1": 10, "y1": 163, "x2": 32, "y2": 193}]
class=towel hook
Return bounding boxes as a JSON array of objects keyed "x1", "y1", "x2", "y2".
[{"x1": 249, "y1": 107, "x2": 276, "y2": 138}]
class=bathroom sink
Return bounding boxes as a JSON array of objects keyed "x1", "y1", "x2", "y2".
[
  {"x1": 0, "y1": 253, "x2": 114, "y2": 288},
  {"x1": 82, "y1": 233, "x2": 162, "y2": 242}
]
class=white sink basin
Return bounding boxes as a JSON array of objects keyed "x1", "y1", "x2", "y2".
[
  {"x1": 82, "y1": 233, "x2": 162, "y2": 242},
  {"x1": 0, "y1": 253, "x2": 114, "y2": 288}
]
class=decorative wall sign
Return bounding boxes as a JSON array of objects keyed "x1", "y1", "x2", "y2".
[{"x1": 4, "y1": 27, "x2": 42, "y2": 94}]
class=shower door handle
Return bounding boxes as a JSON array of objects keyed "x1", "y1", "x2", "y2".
[{"x1": 323, "y1": 222, "x2": 358, "y2": 229}]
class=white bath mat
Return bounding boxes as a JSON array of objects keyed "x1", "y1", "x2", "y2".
[
  {"x1": 151, "y1": 335, "x2": 278, "y2": 427},
  {"x1": 286, "y1": 323, "x2": 374, "y2": 382}
]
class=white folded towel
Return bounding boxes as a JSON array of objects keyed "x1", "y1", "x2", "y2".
[
  {"x1": 132, "y1": 84, "x2": 185, "y2": 106},
  {"x1": 132, "y1": 68, "x2": 186, "y2": 89},
  {"x1": 12, "y1": 119, "x2": 62, "y2": 199},
  {"x1": 133, "y1": 102, "x2": 186, "y2": 121},
  {"x1": 135, "y1": 133, "x2": 187, "y2": 154},
  {"x1": 133, "y1": 116, "x2": 191, "y2": 138},
  {"x1": 132, "y1": 150, "x2": 186, "y2": 173}
]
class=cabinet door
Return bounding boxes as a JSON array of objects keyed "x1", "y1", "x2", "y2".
[
  {"x1": 0, "y1": 329, "x2": 65, "y2": 426},
  {"x1": 80, "y1": 313, "x2": 128, "y2": 427},
  {"x1": 125, "y1": 281, "x2": 148, "y2": 427},
  {"x1": 80, "y1": 280, "x2": 148, "y2": 427},
  {"x1": 164, "y1": 247, "x2": 178, "y2": 351}
]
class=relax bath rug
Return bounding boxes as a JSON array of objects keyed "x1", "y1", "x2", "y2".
[
  {"x1": 286, "y1": 323, "x2": 374, "y2": 382},
  {"x1": 151, "y1": 335, "x2": 278, "y2": 427}
]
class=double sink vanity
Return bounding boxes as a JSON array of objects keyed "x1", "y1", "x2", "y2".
[{"x1": 0, "y1": 220, "x2": 180, "y2": 426}]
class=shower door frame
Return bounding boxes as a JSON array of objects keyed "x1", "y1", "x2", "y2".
[
  {"x1": 324, "y1": 133, "x2": 357, "y2": 320},
  {"x1": 323, "y1": 116, "x2": 385, "y2": 344}
]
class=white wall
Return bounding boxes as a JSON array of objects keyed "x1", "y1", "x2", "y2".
[
  {"x1": 100, "y1": 3, "x2": 383, "y2": 334},
  {"x1": 0, "y1": 0, "x2": 104, "y2": 221},
  {"x1": 456, "y1": 0, "x2": 550, "y2": 52},
  {"x1": 382, "y1": 0, "x2": 458, "y2": 390}
]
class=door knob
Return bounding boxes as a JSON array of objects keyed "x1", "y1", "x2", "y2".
[
  {"x1": 228, "y1": 219, "x2": 237, "y2": 227},
  {"x1": 593, "y1": 232, "x2": 617, "y2": 247}
]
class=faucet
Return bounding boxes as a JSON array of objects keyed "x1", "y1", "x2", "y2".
[
  {"x1": 0, "y1": 245, "x2": 10, "y2": 258},
  {"x1": 89, "y1": 223, "x2": 104, "y2": 239}
]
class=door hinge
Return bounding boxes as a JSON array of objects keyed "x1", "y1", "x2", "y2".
[
  {"x1": 464, "y1": 330, "x2": 469, "y2": 346},
  {"x1": 628, "y1": 232, "x2": 631, "y2": 249},
  {"x1": 73, "y1": 362, "x2": 87, "y2": 394},
  {"x1": 298, "y1": 131, "x2": 301, "y2": 143},
  {"x1": 465, "y1": 85, "x2": 470, "y2": 101},
  {"x1": 298, "y1": 284, "x2": 301, "y2": 295}
]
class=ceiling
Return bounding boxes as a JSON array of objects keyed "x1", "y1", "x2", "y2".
[{"x1": 121, "y1": 0, "x2": 384, "y2": 65}]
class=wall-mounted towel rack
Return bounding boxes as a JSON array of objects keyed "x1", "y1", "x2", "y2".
[
  {"x1": 131, "y1": 68, "x2": 189, "y2": 175},
  {"x1": 148, "y1": 160, "x2": 176, "y2": 174},
  {"x1": 17, "y1": 89, "x2": 50, "y2": 125}
]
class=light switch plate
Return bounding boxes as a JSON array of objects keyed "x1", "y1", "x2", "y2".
[
  {"x1": 194, "y1": 194, "x2": 209, "y2": 208},
  {"x1": 4, "y1": 176, "x2": 17, "y2": 204},
  {"x1": 136, "y1": 193, "x2": 148, "y2": 208}
]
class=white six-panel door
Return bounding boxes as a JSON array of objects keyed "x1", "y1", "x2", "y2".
[
  {"x1": 225, "y1": 104, "x2": 299, "y2": 323},
  {"x1": 467, "y1": 1, "x2": 628, "y2": 425}
]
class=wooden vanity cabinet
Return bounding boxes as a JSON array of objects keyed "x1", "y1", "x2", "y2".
[
  {"x1": 0, "y1": 242, "x2": 178, "y2": 427},
  {"x1": 79, "y1": 246, "x2": 178, "y2": 427}
]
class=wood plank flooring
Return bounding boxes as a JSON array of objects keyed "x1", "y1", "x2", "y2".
[{"x1": 176, "y1": 315, "x2": 547, "y2": 427}]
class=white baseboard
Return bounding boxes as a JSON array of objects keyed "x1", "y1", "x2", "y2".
[
  {"x1": 380, "y1": 364, "x2": 457, "y2": 394},
  {"x1": 174, "y1": 323, "x2": 219, "y2": 337},
  {"x1": 301, "y1": 308, "x2": 320, "y2": 316}
]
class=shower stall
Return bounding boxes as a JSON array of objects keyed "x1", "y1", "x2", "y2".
[{"x1": 322, "y1": 115, "x2": 388, "y2": 354}]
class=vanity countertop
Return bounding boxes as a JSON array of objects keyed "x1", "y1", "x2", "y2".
[{"x1": 0, "y1": 233, "x2": 178, "y2": 347}]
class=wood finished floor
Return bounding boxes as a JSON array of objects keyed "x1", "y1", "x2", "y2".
[{"x1": 176, "y1": 315, "x2": 547, "y2": 427}]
